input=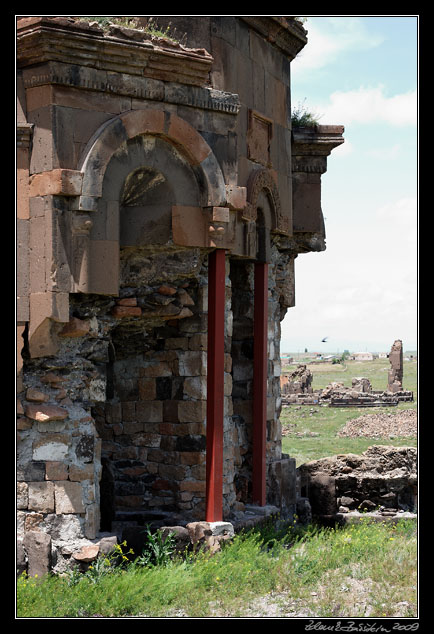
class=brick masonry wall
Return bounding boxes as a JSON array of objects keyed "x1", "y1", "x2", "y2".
[{"x1": 18, "y1": 244, "x2": 295, "y2": 562}]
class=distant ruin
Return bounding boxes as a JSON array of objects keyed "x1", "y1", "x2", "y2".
[
  {"x1": 388, "y1": 339, "x2": 404, "y2": 393},
  {"x1": 280, "y1": 364, "x2": 313, "y2": 395},
  {"x1": 281, "y1": 339, "x2": 413, "y2": 407}
]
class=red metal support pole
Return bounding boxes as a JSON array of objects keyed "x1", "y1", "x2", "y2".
[
  {"x1": 252, "y1": 261, "x2": 268, "y2": 506},
  {"x1": 206, "y1": 249, "x2": 226, "y2": 522}
]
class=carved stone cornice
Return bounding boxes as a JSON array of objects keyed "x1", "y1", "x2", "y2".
[
  {"x1": 240, "y1": 16, "x2": 307, "y2": 60},
  {"x1": 292, "y1": 125, "x2": 345, "y2": 174},
  {"x1": 17, "y1": 16, "x2": 214, "y2": 88},
  {"x1": 21, "y1": 60, "x2": 240, "y2": 115},
  {"x1": 292, "y1": 125, "x2": 345, "y2": 155}
]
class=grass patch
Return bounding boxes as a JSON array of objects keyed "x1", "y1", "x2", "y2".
[
  {"x1": 291, "y1": 99, "x2": 322, "y2": 127},
  {"x1": 17, "y1": 519, "x2": 417, "y2": 618},
  {"x1": 281, "y1": 403, "x2": 417, "y2": 466}
]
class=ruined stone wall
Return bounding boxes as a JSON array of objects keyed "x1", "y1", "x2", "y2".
[
  {"x1": 92, "y1": 252, "x2": 210, "y2": 525},
  {"x1": 298, "y1": 446, "x2": 417, "y2": 522}
]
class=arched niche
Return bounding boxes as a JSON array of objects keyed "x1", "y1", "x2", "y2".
[
  {"x1": 94, "y1": 134, "x2": 202, "y2": 250},
  {"x1": 77, "y1": 108, "x2": 226, "y2": 208},
  {"x1": 72, "y1": 107, "x2": 227, "y2": 295},
  {"x1": 244, "y1": 168, "x2": 289, "y2": 238}
]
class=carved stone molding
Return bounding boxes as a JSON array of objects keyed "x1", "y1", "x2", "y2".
[
  {"x1": 21, "y1": 60, "x2": 240, "y2": 115},
  {"x1": 291, "y1": 156, "x2": 328, "y2": 175},
  {"x1": 292, "y1": 125, "x2": 345, "y2": 174}
]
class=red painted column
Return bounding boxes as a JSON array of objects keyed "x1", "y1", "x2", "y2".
[
  {"x1": 252, "y1": 261, "x2": 268, "y2": 506},
  {"x1": 205, "y1": 249, "x2": 226, "y2": 522}
]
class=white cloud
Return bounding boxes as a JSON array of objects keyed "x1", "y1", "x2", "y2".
[
  {"x1": 291, "y1": 17, "x2": 383, "y2": 77},
  {"x1": 376, "y1": 197, "x2": 417, "y2": 225},
  {"x1": 376, "y1": 197, "x2": 418, "y2": 251},
  {"x1": 281, "y1": 263, "x2": 417, "y2": 352},
  {"x1": 317, "y1": 85, "x2": 417, "y2": 127},
  {"x1": 366, "y1": 143, "x2": 402, "y2": 160},
  {"x1": 280, "y1": 195, "x2": 418, "y2": 352}
]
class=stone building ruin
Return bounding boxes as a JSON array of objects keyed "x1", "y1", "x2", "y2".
[
  {"x1": 281, "y1": 364, "x2": 313, "y2": 395},
  {"x1": 16, "y1": 16, "x2": 345, "y2": 574},
  {"x1": 281, "y1": 339, "x2": 413, "y2": 407}
]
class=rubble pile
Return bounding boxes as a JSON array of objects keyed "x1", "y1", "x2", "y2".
[{"x1": 337, "y1": 409, "x2": 417, "y2": 438}]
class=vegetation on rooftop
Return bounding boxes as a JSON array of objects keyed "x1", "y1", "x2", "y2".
[
  {"x1": 291, "y1": 99, "x2": 323, "y2": 128},
  {"x1": 77, "y1": 16, "x2": 187, "y2": 45}
]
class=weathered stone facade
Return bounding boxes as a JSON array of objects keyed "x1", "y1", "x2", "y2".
[{"x1": 16, "y1": 16, "x2": 344, "y2": 574}]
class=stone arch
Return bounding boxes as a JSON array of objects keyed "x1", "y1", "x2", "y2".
[
  {"x1": 77, "y1": 107, "x2": 226, "y2": 210},
  {"x1": 72, "y1": 107, "x2": 228, "y2": 295},
  {"x1": 245, "y1": 167, "x2": 289, "y2": 236}
]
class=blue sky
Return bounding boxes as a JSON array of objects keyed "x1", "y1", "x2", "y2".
[{"x1": 281, "y1": 16, "x2": 418, "y2": 353}]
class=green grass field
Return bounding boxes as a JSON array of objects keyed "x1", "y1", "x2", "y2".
[
  {"x1": 17, "y1": 519, "x2": 417, "y2": 618},
  {"x1": 280, "y1": 358, "x2": 417, "y2": 466}
]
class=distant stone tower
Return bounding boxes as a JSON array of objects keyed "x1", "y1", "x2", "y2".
[{"x1": 388, "y1": 340, "x2": 403, "y2": 392}]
